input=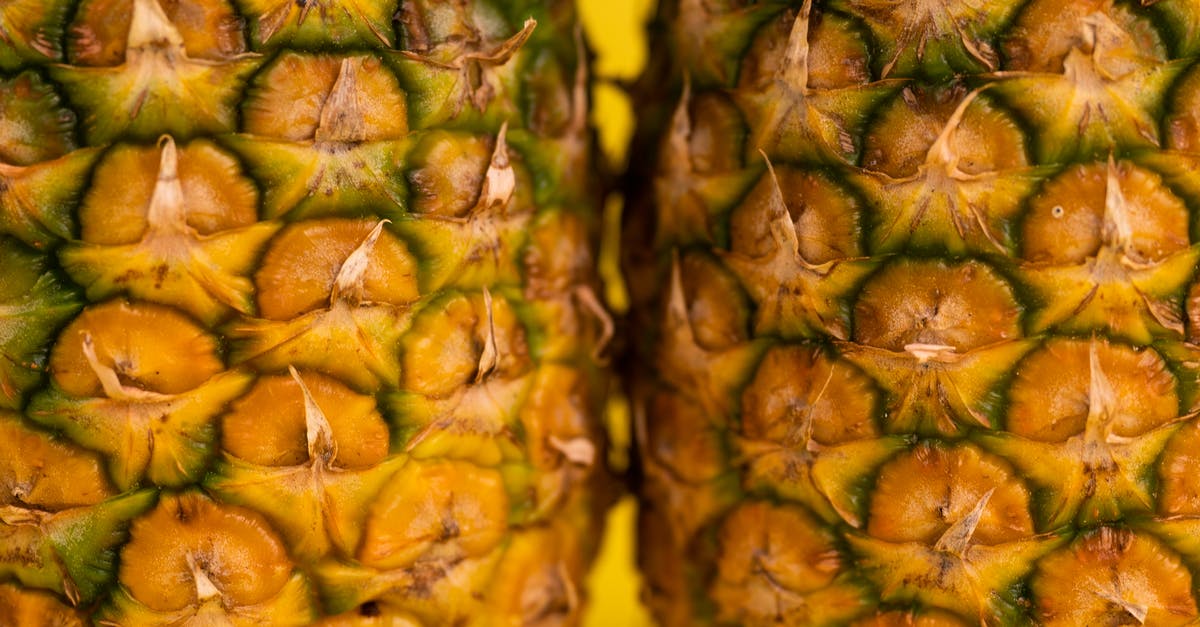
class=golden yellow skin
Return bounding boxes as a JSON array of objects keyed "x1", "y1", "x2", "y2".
[
  {"x1": 629, "y1": 0, "x2": 1200, "y2": 624},
  {"x1": 0, "y1": 0, "x2": 609, "y2": 623}
]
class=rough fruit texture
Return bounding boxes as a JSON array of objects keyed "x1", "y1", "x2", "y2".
[
  {"x1": 628, "y1": 0, "x2": 1200, "y2": 624},
  {"x1": 0, "y1": 0, "x2": 610, "y2": 624}
]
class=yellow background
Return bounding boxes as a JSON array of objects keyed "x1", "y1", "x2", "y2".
[{"x1": 577, "y1": 0, "x2": 657, "y2": 624}]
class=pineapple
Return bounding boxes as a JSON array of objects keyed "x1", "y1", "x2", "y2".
[
  {"x1": 0, "y1": 0, "x2": 612, "y2": 624},
  {"x1": 627, "y1": 0, "x2": 1200, "y2": 624}
]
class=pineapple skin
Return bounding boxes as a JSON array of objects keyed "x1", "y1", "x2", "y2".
[
  {"x1": 627, "y1": 0, "x2": 1200, "y2": 625},
  {"x1": 0, "y1": 0, "x2": 613, "y2": 624}
]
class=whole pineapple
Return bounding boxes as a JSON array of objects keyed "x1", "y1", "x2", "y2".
[
  {"x1": 0, "y1": 0, "x2": 611, "y2": 624},
  {"x1": 627, "y1": 0, "x2": 1200, "y2": 624}
]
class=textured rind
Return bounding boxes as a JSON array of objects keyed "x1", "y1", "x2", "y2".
[
  {"x1": 629, "y1": 0, "x2": 1200, "y2": 625},
  {"x1": 0, "y1": 0, "x2": 609, "y2": 623}
]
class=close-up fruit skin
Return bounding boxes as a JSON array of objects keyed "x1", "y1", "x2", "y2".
[
  {"x1": 625, "y1": 0, "x2": 1200, "y2": 624},
  {"x1": 0, "y1": 0, "x2": 613, "y2": 624}
]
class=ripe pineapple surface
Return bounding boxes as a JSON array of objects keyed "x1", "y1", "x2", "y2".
[
  {"x1": 0, "y1": 0, "x2": 612, "y2": 624},
  {"x1": 628, "y1": 0, "x2": 1200, "y2": 624}
]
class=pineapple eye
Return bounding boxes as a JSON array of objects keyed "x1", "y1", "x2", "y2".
[
  {"x1": 852, "y1": 258, "x2": 1022, "y2": 352},
  {"x1": 358, "y1": 460, "x2": 509, "y2": 571},
  {"x1": 117, "y1": 494, "x2": 296, "y2": 613},
  {"x1": 219, "y1": 371, "x2": 388, "y2": 469},
  {"x1": 1005, "y1": 338, "x2": 1178, "y2": 443},
  {"x1": 865, "y1": 443, "x2": 1034, "y2": 547},
  {"x1": 1022, "y1": 161, "x2": 1190, "y2": 265},
  {"x1": 48, "y1": 300, "x2": 222, "y2": 397},
  {"x1": 1032, "y1": 528, "x2": 1195, "y2": 627},
  {"x1": 254, "y1": 219, "x2": 420, "y2": 320}
]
